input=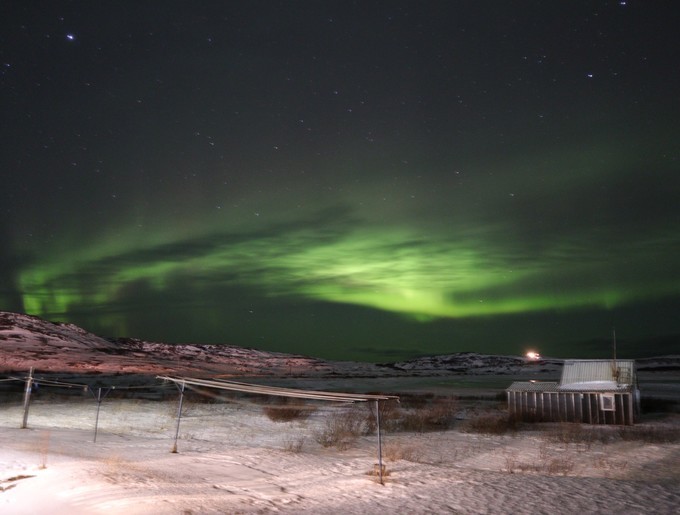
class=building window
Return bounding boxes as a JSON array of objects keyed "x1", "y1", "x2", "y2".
[{"x1": 600, "y1": 393, "x2": 616, "y2": 411}]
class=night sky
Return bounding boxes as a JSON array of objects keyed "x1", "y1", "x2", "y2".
[{"x1": 2, "y1": 1, "x2": 679, "y2": 361}]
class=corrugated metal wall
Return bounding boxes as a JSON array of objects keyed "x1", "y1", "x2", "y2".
[{"x1": 507, "y1": 390, "x2": 636, "y2": 425}]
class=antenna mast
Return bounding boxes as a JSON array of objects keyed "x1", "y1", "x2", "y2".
[{"x1": 611, "y1": 327, "x2": 619, "y2": 383}]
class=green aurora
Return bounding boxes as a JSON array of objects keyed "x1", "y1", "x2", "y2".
[
  {"x1": 2, "y1": 2, "x2": 679, "y2": 360},
  {"x1": 13, "y1": 137, "x2": 680, "y2": 360}
]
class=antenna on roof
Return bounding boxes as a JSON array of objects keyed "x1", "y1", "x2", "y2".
[{"x1": 611, "y1": 327, "x2": 620, "y2": 383}]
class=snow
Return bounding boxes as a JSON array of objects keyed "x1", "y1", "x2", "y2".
[
  {"x1": 1, "y1": 396, "x2": 679, "y2": 514},
  {"x1": 559, "y1": 380, "x2": 622, "y2": 391},
  {"x1": 1, "y1": 311, "x2": 679, "y2": 513}
]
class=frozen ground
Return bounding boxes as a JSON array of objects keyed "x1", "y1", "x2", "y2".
[
  {"x1": 2, "y1": 312, "x2": 678, "y2": 512},
  {"x1": 1, "y1": 393, "x2": 679, "y2": 514}
]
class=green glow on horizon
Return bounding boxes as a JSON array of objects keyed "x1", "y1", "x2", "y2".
[
  {"x1": 18, "y1": 215, "x2": 680, "y2": 328},
  {"x1": 14, "y1": 137, "x2": 680, "y2": 339}
]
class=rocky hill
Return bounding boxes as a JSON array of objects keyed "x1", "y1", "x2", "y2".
[
  {"x1": 2, "y1": 311, "x2": 677, "y2": 377},
  {"x1": 0, "y1": 311, "x2": 332, "y2": 376}
]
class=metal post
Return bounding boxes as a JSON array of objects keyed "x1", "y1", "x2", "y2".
[
  {"x1": 94, "y1": 387, "x2": 104, "y2": 443},
  {"x1": 375, "y1": 399, "x2": 384, "y2": 485},
  {"x1": 172, "y1": 381, "x2": 186, "y2": 453},
  {"x1": 21, "y1": 367, "x2": 34, "y2": 429},
  {"x1": 88, "y1": 386, "x2": 114, "y2": 443}
]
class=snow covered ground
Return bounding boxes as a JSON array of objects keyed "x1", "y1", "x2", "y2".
[
  {"x1": 2, "y1": 312, "x2": 679, "y2": 512},
  {"x1": 1, "y1": 393, "x2": 679, "y2": 514}
]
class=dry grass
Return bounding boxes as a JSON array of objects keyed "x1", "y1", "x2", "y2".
[
  {"x1": 365, "y1": 463, "x2": 390, "y2": 483},
  {"x1": 398, "y1": 396, "x2": 459, "y2": 433},
  {"x1": 359, "y1": 394, "x2": 460, "y2": 434},
  {"x1": 38, "y1": 430, "x2": 50, "y2": 469},
  {"x1": 618, "y1": 424, "x2": 680, "y2": 443},
  {"x1": 262, "y1": 397, "x2": 314, "y2": 422},
  {"x1": 314, "y1": 406, "x2": 366, "y2": 450},
  {"x1": 383, "y1": 440, "x2": 418, "y2": 462},
  {"x1": 503, "y1": 449, "x2": 575, "y2": 476},
  {"x1": 101, "y1": 453, "x2": 127, "y2": 483},
  {"x1": 460, "y1": 411, "x2": 519, "y2": 434},
  {"x1": 541, "y1": 422, "x2": 680, "y2": 447},
  {"x1": 365, "y1": 398, "x2": 400, "y2": 434},
  {"x1": 282, "y1": 435, "x2": 306, "y2": 453}
]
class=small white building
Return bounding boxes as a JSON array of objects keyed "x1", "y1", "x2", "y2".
[{"x1": 507, "y1": 359, "x2": 640, "y2": 425}]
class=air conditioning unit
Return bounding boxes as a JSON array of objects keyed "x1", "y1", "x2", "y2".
[{"x1": 600, "y1": 393, "x2": 616, "y2": 411}]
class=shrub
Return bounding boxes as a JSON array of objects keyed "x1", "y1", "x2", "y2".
[
  {"x1": 383, "y1": 441, "x2": 418, "y2": 462},
  {"x1": 618, "y1": 425, "x2": 680, "y2": 443},
  {"x1": 543, "y1": 422, "x2": 590, "y2": 444},
  {"x1": 391, "y1": 395, "x2": 459, "y2": 433},
  {"x1": 262, "y1": 397, "x2": 313, "y2": 422},
  {"x1": 365, "y1": 398, "x2": 400, "y2": 434},
  {"x1": 419, "y1": 396, "x2": 458, "y2": 430},
  {"x1": 314, "y1": 406, "x2": 366, "y2": 450},
  {"x1": 540, "y1": 423, "x2": 680, "y2": 447},
  {"x1": 38, "y1": 430, "x2": 50, "y2": 469},
  {"x1": 506, "y1": 456, "x2": 575, "y2": 476},
  {"x1": 543, "y1": 424, "x2": 620, "y2": 446},
  {"x1": 460, "y1": 411, "x2": 518, "y2": 434},
  {"x1": 397, "y1": 392, "x2": 434, "y2": 410},
  {"x1": 546, "y1": 457, "x2": 575, "y2": 475},
  {"x1": 282, "y1": 435, "x2": 305, "y2": 453},
  {"x1": 366, "y1": 463, "x2": 390, "y2": 482}
]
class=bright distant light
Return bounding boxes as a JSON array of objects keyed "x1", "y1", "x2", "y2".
[
  {"x1": 526, "y1": 351, "x2": 540, "y2": 361},
  {"x1": 66, "y1": 33, "x2": 75, "y2": 41}
]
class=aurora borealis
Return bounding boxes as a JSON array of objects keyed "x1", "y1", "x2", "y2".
[{"x1": 1, "y1": 2, "x2": 679, "y2": 360}]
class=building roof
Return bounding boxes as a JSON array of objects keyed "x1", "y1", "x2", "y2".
[
  {"x1": 506, "y1": 359, "x2": 638, "y2": 393},
  {"x1": 558, "y1": 359, "x2": 636, "y2": 391},
  {"x1": 507, "y1": 381, "x2": 559, "y2": 392}
]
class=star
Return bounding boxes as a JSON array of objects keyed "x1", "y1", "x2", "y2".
[{"x1": 1, "y1": 1, "x2": 677, "y2": 362}]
